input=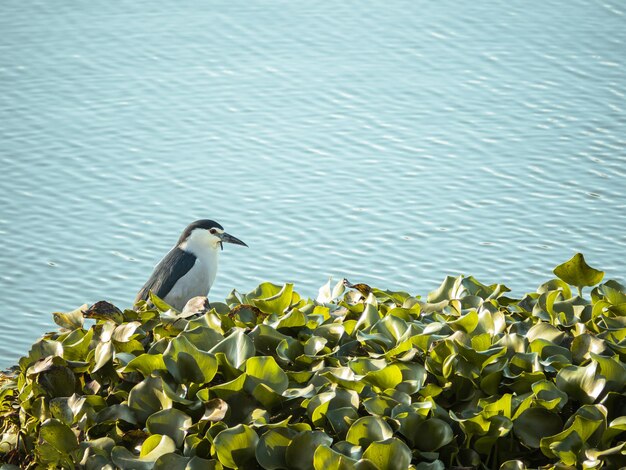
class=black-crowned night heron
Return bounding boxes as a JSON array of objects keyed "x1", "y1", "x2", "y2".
[{"x1": 135, "y1": 219, "x2": 247, "y2": 310}]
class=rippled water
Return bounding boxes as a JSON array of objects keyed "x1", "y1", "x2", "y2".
[{"x1": 1, "y1": 0, "x2": 625, "y2": 367}]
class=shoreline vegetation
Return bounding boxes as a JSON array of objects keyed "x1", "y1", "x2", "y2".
[{"x1": 1, "y1": 253, "x2": 624, "y2": 469}]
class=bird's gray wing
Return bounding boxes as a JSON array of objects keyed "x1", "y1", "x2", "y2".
[{"x1": 135, "y1": 247, "x2": 197, "y2": 305}]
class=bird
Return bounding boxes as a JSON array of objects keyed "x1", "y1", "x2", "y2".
[{"x1": 135, "y1": 219, "x2": 247, "y2": 311}]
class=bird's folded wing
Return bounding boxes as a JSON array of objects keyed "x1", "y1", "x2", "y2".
[{"x1": 135, "y1": 247, "x2": 197, "y2": 305}]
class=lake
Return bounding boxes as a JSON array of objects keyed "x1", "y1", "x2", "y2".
[{"x1": 1, "y1": 0, "x2": 625, "y2": 367}]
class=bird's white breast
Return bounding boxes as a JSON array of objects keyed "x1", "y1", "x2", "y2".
[{"x1": 165, "y1": 234, "x2": 220, "y2": 310}]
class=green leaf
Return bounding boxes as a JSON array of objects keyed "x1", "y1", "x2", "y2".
[
  {"x1": 346, "y1": 416, "x2": 393, "y2": 448},
  {"x1": 513, "y1": 407, "x2": 563, "y2": 448},
  {"x1": 95, "y1": 404, "x2": 138, "y2": 425},
  {"x1": 326, "y1": 407, "x2": 360, "y2": 439},
  {"x1": 537, "y1": 279, "x2": 572, "y2": 298},
  {"x1": 448, "y1": 309, "x2": 479, "y2": 334},
  {"x1": 122, "y1": 353, "x2": 167, "y2": 377},
  {"x1": 304, "y1": 336, "x2": 328, "y2": 356},
  {"x1": 313, "y1": 445, "x2": 357, "y2": 470},
  {"x1": 428, "y1": 275, "x2": 462, "y2": 302},
  {"x1": 413, "y1": 418, "x2": 454, "y2": 452},
  {"x1": 249, "y1": 324, "x2": 292, "y2": 356},
  {"x1": 363, "y1": 364, "x2": 404, "y2": 391},
  {"x1": 531, "y1": 380, "x2": 568, "y2": 411},
  {"x1": 62, "y1": 328, "x2": 93, "y2": 361},
  {"x1": 255, "y1": 427, "x2": 298, "y2": 470},
  {"x1": 317, "y1": 278, "x2": 346, "y2": 303},
  {"x1": 172, "y1": 451, "x2": 204, "y2": 469},
  {"x1": 187, "y1": 457, "x2": 223, "y2": 470},
  {"x1": 571, "y1": 334, "x2": 607, "y2": 364},
  {"x1": 556, "y1": 362, "x2": 606, "y2": 404},
  {"x1": 251, "y1": 283, "x2": 294, "y2": 314},
  {"x1": 163, "y1": 335, "x2": 218, "y2": 385},
  {"x1": 499, "y1": 461, "x2": 527, "y2": 470},
  {"x1": 526, "y1": 323, "x2": 564, "y2": 343},
  {"x1": 539, "y1": 407, "x2": 606, "y2": 464},
  {"x1": 590, "y1": 353, "x2": 626, "y2": 392},
  {"x1": 39, "y1": 418, "x2": 79, "y2": 453},
  {"x1": 92, "y1": 340, "x2": 114, "y2": 373},
  {"x1": 112, "y1": 435, "x2": 177, "y2": 470},
  {"x1": 214, "y1": 424, "x2": 259, "y2": 468},
  {"x1": 210, "y1": 329, "x2": 255, "y2": 369},
  {"x1": 285, "y1": 431, "x2": 334, "y2": 470},
  {"x1": 602, "y1": 416, "x2": 626, "y2": 447},
  {"x1": 52, "y1": 305, "x2": 85, "y2": 330},
  {"x1": 361, "y1": 438, "x2": 411, "y2": 470},
  {"x1": 541, "y1": 429, "x2": 583, "y2": 466},
  {"x1": 209, "y1": 373, "x2": 247, "y2": 400},
  {"x1": 363, "y1": 396, "x2": 398, "y2": 417},
  {"x1": 332, "y1": 441, "x2": 363, "y2": 460},
  {"x1": 275, "y1": 308, "x2": 307, "y2": 329},
  {"x1": 112, "y1": 321, "x2": 142, "y2": 342},
  {"x1": 153, "y1": 453, "x2": 191, "y2": 470},
  {"x1": 146, "y1": 408, "x2": 192, "y2": 448},
  {"x1": 128, "y1": 376, "x2": 173, "y2": 422},
  {"x1": 201, "y1": 398, "x2": 229, "y2": 422},
  {"x1": 150, "y1": 291, "x2": 176, "y2": 312},
  {"x1": 245, "y1": 356, "x2": 289, "y2": 394},
  {"x1": 553, "y1": 253, "x2": 604, "y2": 292},
  {"x1": 37, "y1": 364, "x2": 76, "y2": 398},
  {"x1": 415, "y1": 461, "x2": 445, "y2": 470}
]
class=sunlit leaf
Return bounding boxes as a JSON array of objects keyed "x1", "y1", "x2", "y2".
[
  {"x1": 52, "y1": 305, "x2": 85, "y2": 330},
  {"x1": 284, "y1": 430, "x2": 334, "y2": 470},
  {"x1": 146, "y1": 408, "x2": 192, "y2": 448},
  {"x1": 122, "y1": 353, "x2": 167, "y2": 377},
  {"x1": 245, "y1": 356, "x2": 289, "y2": 394},
  {"x1": 428, "y1": 276, "x2": 462, "y2": 303},
  {"x1": 346, "y1": 416, "x2": 393, "y2": 448},
  {"x1": 91, "y1": 340, "x2": 114, "y2": 373},
  {"x1": 540, "y1": 429, "x2": 583, "y2": 466},
  {"x1": 363, "y1": 364, "x2": 403, "y2": 391},
  {"x1": 111, "y1": 322, "x2": 142, "y2": 343},
  {"x1": 39, "y1": 418, "x2": 79, "y2": 453},
  {"x1": 361, "y1": 438, "x2": 411, "y2": 470},
  {"x1": 214, "y1": 424, "x2": 258, "y2": 468},
  {"x1": 201, "y1": 398, "x2": 229, "y2": 422},
  {"x1": 255, "y1": 427, "x2": 298, "y2": 470},
  {"x1": 313, "y1": 445, "x2": 357, "y2": 470},
  {"x1": 554, "y1": 253, "x2": 604, "y2": 293},
  {"x1": 210, "y1": 329, "x2": 255, "y2": 369},
  {"x1": 251, "y1": 283, "x2": 295, "y2": 314},
  {"x1": 112, "y1": 435, "x2": 177, "y2": 470},
  {"x1": 128, "y1": 376, "x2": 173, "y2": 422},
  {"x1": 499, "y1": 460, "x2": 527, "y2": 470},
  {"x1": 556, "y1": 362, "x2": 606, "y2": 404},
  {"x1": 163, "y1": 335, "x2": 217, "y2": 385}
]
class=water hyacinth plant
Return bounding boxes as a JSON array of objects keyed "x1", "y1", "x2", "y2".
[{"x1": 0, "y1": 253, "x2": 625, "y2": 469}]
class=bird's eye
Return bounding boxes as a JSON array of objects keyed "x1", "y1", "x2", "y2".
[{"x1": 209, "y1": 228, "x2": 217, "y2": 235}]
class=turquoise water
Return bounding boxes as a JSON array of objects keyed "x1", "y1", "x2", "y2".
[{"x1": 1, "y1": 1, "x2": 625, "y2": 367}]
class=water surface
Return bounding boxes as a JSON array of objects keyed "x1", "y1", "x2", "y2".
[{"x1": 1, "y1": 0, "x2": 625, "y2": 366}]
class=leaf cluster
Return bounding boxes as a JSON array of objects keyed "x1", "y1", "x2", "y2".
[{"x1": 0, "y1": 253, "x2": 625, "y2": 469}]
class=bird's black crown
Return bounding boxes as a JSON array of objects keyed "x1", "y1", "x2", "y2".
[{"x1": 177, "y1": 219, "x2": 223, "y2": 244}]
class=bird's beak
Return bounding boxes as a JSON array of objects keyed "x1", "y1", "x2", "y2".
[{"x1": 219, "y1": 232, "x2": 248, "y2": 250}]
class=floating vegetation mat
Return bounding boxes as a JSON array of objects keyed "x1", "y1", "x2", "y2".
[{"x1": 1, "y1": 253, "x2": 625, "y2": 469}]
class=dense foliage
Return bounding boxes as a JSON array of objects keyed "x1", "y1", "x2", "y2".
[{"x1": 1, "y1": 253, "x2": 625, "y2": 469}]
